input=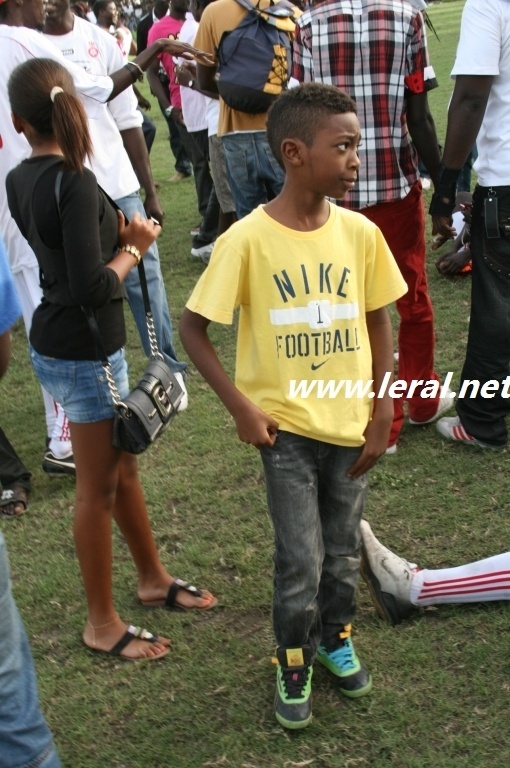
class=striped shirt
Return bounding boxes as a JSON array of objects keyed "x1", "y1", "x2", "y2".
[{"x1": 292, "y1": 0, "x2": 437, "y2": 209}]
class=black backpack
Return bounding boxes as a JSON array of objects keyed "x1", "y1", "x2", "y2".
[{"x1": 217, "y1": 0, "x2": 301, "y2": 115}]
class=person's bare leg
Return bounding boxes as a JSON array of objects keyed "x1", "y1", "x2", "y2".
[
  {"x1": 112, "y1": 452, "x2": 217, "y2": 610},
  {"x1": 70, "y1": 420, "x2": 169, "y2": 659}
]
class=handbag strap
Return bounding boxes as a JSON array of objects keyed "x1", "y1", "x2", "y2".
[
  {"x1": 54, "y1": 170, "x2": 163, "y2": 360},
  {"x1": 54, "y1": 171, "x2": 163, "y2": 408}
]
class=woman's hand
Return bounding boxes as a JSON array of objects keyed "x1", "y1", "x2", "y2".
[{"x1": 117, "y1": 210, "x2": 161, "y2": 257}]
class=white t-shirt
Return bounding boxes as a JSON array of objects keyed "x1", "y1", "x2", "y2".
[
  {"x1": 206, "y1": 98, "x2": 220, "y2": 138},
  {"x1": 175, "y1": 13, "x2": 207, "y2": 133},
  {"x1": 0, "y1": 25, "x2": 113, "y2": 274},
  {"x1": 44, "y1": 17, "x2": 142, "y2": 200},
  {"x1": 451, "y1": 0, "x2": 510, "y2": 186},
  {"x1": 115, "y1": 25, "x2": 133, "y2": 60}
]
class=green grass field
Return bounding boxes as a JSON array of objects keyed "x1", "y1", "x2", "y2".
[{"x1": 4, "y1": 1, "x2": 510, "y2": 766}]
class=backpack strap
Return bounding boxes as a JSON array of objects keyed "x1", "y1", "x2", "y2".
[{"x1": 234, "y1": 0, "x2": 298, "y2": 21}]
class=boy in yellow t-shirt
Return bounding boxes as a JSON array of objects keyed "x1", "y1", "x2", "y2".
[{"x1": 180, "y1": 83, "x2": 407, "y2": 730}]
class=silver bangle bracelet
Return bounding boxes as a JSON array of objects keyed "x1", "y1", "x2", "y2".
[{"x1": 126, "y1": 61, "x2": 144, "y2": 83}]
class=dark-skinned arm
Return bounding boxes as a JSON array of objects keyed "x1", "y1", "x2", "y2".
[
  {"x1": 197, "y1": 62, "x2": 219, "y2": 95},
  {"x1": 179, "y1": 308, "x2": 279, "y2": 448},
  {"x1": 120, "y1": 127, "x2": 163, "y2": 224},
  {"x1": 348, "y1": 307, "x2": 394, "y2": 479},
  {"x1": 110, "y1": 40, "x2": 215, "y2": 100},
  {"x1": 0, "y1": 331, "x2": 10, "y2": 379},
  {"x1": 176, "y1": 62, "x2": 219, "y2": 99},
  {"x1": 431, "y1": 74, "x2": 493, "y2": 239},
  {"x1": 146, "y1": 58, "x2": 171, "y2": 111},
  {"x1": 406, "y1": 90, "x2": 441, "y2": 187}
]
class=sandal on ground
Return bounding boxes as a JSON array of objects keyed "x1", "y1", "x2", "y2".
[
  {"x1": 140, "y1": 578, "x2": 218, "y2": 612},
  {"x1": 0, "y1": 487, "x2": 29, "y2": 519},
  {"x1": 84, "y1": 625, "x2": 169, "y2": 662}
]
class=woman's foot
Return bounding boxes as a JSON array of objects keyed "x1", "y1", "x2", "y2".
[
  {"x1": 138, "y1": 576, "x2": 218, "y2": 611},
  {"x1": 83, "y1": 615, "x2": 170, "y2": 661}
]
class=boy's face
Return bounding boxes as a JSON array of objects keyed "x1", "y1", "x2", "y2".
[{"x1": 305, "y1": 112, "x2": 361, "y2": 200}]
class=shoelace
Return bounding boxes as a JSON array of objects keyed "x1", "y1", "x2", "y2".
[
  {"x1": 327, "y1": 639, "x2": 356, "y2": 672},
  {"x1": 280, "y1": 665, "x2": 310, "y2": 699}
]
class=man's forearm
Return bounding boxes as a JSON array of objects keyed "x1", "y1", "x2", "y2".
[
  {"x1": 110, "y1": 40, "x2": 165, "y2": 99},
  {"x1": 121, "y1": 127, "x2": 157, "y2": 196},
  {"x1": 197, "y1": 63, "x2": 218, "y2": 95},
  {"x1": 441, "y1": 76, "x2": 493, "y2": 169},
  {"x1": 147, "y1": 60, "x2": 171, "y2": 110},
  {"x1": 406, "y1": 93, "x2": 441, "y2": 186}
]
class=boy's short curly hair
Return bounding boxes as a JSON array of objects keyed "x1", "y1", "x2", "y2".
[{"x1": 267, "y1": 83, "x2": 357, "y2": 167}]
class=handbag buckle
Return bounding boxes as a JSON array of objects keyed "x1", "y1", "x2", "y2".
[{"x1": 153, "y1": 383, "x2": 174, "y2": 418}]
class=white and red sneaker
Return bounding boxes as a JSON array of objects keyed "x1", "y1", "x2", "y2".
[
  {"x1": 408, "y1": 387, "x2": 455, "y2": 425},
  {"x1": 436, "y1": 416, "x2": 502, "y2": 450}
]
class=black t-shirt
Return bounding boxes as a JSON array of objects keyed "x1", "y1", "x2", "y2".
[{"x1": 6, "y1": 156, "x2": 125, "y2": 359}]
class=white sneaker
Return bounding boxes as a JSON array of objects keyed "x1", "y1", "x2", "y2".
[
  {"x1": 408, "y1": 386, "x2": 455, "y2": 425},
  {"x1": 173, "y1": 371, "x2": 188, "y2": 413},
  {"x1": 360, "y1": 520, "x2": 418, "y2": 624},
  {"x1": 190, "y1": 242, "x2": 214, "y2": 264},
  {"x1": 436, "y1": 416, "x2": 502, "y2": 450}
]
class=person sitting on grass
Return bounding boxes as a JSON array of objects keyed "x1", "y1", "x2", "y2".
[
  {"x1": 433, "y1": 191, "x2": 472, "y2": 277},
  {"x1": 180, "y1": 83, "x2": 407, "y2": 729},
  {"x1": 6, "y1": 58, "x2": 217, "y2": 662},
  {"x1": 360, "y1": 520, "x2": 510, "y2": 625}
]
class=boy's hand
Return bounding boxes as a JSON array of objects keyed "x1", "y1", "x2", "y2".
[
  {"x1": 347, "y1": 415, "x2": 392, "y2": 479},
  {"x1": 234, "y1": 402, "x2": 279, "y2": 449}
]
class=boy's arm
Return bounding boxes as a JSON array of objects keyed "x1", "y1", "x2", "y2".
[
  {"x1": 347, "y1": 307, "x2": 394, "y2": 479},
  {"x1": 179, "y1": 308, "x2": 279, "y2": 448}
]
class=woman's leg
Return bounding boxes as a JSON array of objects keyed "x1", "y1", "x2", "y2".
[
  {"x1": 112, "y1": 451, "x2": 216, "y2": 610},
  {"x1": 70, "y1": 420, "x2": 169, "y2": 660}
]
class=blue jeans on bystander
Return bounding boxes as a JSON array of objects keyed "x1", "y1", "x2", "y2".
[
  {"x1": 221, "y1": 132, "x2": 285, "y2": 219},
  {"x1": 0, "y1": 533, "x2": 61, "y2": 768},
  {"x1": 116, "y1": 192, "x2": 187, "y2": 375}
]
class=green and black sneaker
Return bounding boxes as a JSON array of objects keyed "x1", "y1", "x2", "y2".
[
  {"x1": 317, "y1": 624, "x2": 372, "y2": 698},
  {"x1": 274, "y1": 645, "x2": 313, "y2": 730}
]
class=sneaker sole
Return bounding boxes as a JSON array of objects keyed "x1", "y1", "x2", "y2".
[
  {"x1": 42, "y1": 461, "x2": 76, "y2": 477},
  {"x1": 316, "y1": 654, "x2": 373, "y2": 698},
  {"x1": 338, "y1": 675, "x2": 373, "y2": 699},
  {"x1": 408, "y1": 395, "x2": 455, "y2": 425},
  {"x1": 435, "y1": 422, "x2": 503, "y2": 450},
  {"x1": 360, "y1": 547, "x2": 414, "y2": 625},
  {"x1": 275, "y1": 709, "x2": 312, "y2": 730}
]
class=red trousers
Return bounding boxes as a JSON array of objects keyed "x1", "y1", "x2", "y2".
[{"x1": 360, "y1": 182, "x2": 439, "y2": 446}]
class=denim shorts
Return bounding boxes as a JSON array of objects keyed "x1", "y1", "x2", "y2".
[{"x1": 30, "y1": 346, "x2": 129, "y2": 424}]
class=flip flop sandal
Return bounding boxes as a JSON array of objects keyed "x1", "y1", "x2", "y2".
[
  {"x1": 140, "y1": 578, "x2": 218, "y2": 612},
  {"x1": 85, "y1": 625, "x2": 169, "y2": 662},
  {"x1": 0, "y1": 487, "x2": 29, "y2": 519}
]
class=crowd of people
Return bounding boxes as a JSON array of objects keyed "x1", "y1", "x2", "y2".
[{"x1": 1, "y1": 0, "x2": 509, "y2": 760}]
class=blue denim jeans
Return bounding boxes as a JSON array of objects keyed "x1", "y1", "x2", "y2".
[
  {"x1": 30, "y1": 347, "x2": 129, "y2": 424},
  {"x1": 260, "y1": 431, "x2": 367, "y2": 653},
  {"x1": 116, "y1": 192, "x2": 187, "y2": 374},
  {"x1": 0, "y1": 534, "x2": 61, "y2": 768},
  {"x1": 457, "y1": 185, "x2": 510, "y2": 446},
  {"x1": 221, "y1": 132, "x2": 285, "y2": 219}
]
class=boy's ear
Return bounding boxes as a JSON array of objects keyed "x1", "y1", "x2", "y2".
[{"x1": 281, "y1": 137, "x2": 306, "y2": 167}]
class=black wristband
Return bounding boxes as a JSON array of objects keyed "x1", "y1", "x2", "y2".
[
  {"x1": 125, "y1": 61, "x2": 144, "y2": 83},
  {"x1": 429, "y1": 163, "x2": 461, "y2": 217}
]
